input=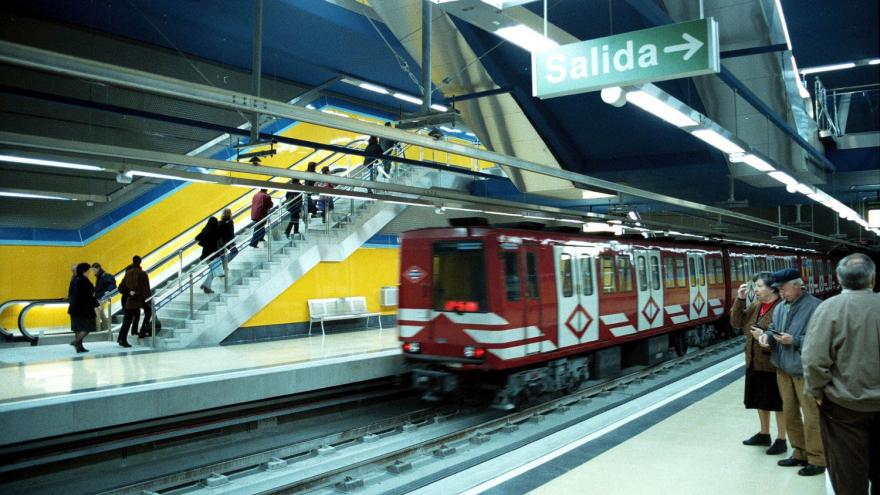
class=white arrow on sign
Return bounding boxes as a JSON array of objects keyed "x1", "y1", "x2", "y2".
[{"x1": 663, "y1": 33, "x2": 704, "y2": 61}]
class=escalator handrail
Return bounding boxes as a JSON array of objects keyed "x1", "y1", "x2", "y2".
[{"x1": 1, "y1": 139, "x2": 369, "y2": 338}]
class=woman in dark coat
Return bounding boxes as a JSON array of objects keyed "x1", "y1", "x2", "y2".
[
  {"x1": 68, "y1": 262, "x2": 99, "y2": 353},
  {"x1": 730, "y1": 271, "x2": 787, "y2": 454},
  {"x1": 195, "y1": 216, "x2": 222, "y2": 294},
  {"x1": 284, "y1": 180, "x2": 304, "y2": 239}
]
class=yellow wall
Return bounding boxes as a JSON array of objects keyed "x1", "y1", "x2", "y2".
[
  {"x1": 1, "y1": 107, "x2": 486, "y2": 331},
  {"x1": 242, "y1": 247, "x2": 400, "y2": 327}
]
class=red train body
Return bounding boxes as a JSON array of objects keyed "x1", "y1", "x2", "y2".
[{"x1": 397, "y1": 225, "x2": 837, "y2": 407}]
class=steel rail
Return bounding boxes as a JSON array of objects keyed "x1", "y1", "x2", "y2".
[
  {"x1": 0, "y1": 41, "x2": 861, "y2": 246},
  {"x1": 0, "y1": 380, "x2": 414, "y2": 476},
  {"x1": 269, "y1": 338, "x2": 743, "y2": 494}
]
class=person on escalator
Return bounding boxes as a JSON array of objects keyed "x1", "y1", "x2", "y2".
[
  {"x1": 196, "y1": 216, "x2": 223, "y2": 294},
  {"x1": 305, "y1": 161, "x2": 319, "y2": 218},
  {"x1": 249, "y1": 188, "x2": 273, "y2": 248},
  {"x1": 318, "y1": 167, "x2": 335, "y2": 224},
  {"x1": 91, "y1": 262, "x2": 116, "y2": 332},
  {"x1": 363, "y1": 136, "x2": 383, "y2": 186},
  {"x1": 378, "y1": 121, "x2": 397, "y2": 179},
  {"x1": 119, "y1": 256, "x2": 152, "y2": 347},
  {"x1": 219, "y1": 208, "x2": 236, "y2": 258},
  {"x1": 68, "y1": 262, "x2": 99, "y2": 353},
  {"x1": 284, "y1": 180, "x2": 304, "y2": 239}
]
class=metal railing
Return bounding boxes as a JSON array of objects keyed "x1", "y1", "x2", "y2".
[
  {"x1": 0, "y1": 139, "x2": 370, "y2": 343},
  {"x1": 2, "y1": 134, "x2": 482, "y2": 344},
  {"x1": 814, "y1": 78, "x2": 880, "y2": 137}
]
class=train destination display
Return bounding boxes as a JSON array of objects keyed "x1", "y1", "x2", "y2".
[{"x1": 533, "y1": 18, "x2": 720, "y2": 98}]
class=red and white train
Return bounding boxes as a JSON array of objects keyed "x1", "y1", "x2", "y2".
[{"x1": 397, "y1": 223, "x2": 838, "y2": 408}]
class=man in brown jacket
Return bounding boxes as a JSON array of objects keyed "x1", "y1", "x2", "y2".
[
  {"x1": 803, "y1": 253, "x2": 879, "y2": 495},
  {"x1": 118, "y1": 255, "x2": 152, "y2": 347}
]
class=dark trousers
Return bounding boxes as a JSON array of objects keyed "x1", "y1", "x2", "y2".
[
  {"x1": 250, "y1": 223, "x2": 266, "y2": 247},
  {"x1": 284, "y1": 211, "x2": 301, "y2": 237},
  {"x1": 119, "y1": 308, "x2": 140, "y2": 343},
  {"x1": 819, "y1": 398, "x2": 879, "y2": 495},
  {"x1": 139, "y1": 304, "x2": 154, "y2": 337}
]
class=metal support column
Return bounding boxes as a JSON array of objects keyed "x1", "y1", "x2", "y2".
[
  {"x1": 420, "y1": 0, "x2": 433, "y2": 114},
  {"x1": 250, "y1": 0, "x2": 264, "y2": 144}
]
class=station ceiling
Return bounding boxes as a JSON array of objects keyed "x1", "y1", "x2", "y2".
[{"x1": 0, "y1": 0, "x2": 878, "y2": 250}]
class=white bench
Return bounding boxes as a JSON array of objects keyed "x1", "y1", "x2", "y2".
[{"x1": 307, "y1": 296, "x2": 382, "y2": 336}]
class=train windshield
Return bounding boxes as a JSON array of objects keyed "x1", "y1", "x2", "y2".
[{"x1": 432, "y1": 241, "x2": 487, "y2": 312}]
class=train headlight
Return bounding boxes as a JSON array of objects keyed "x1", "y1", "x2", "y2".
[
  {"x1": 464, "y1": 346, "x2": 486, "y2": 359},
  {"x1": 402, "y1": 342, "x2": 420, "y2": 353}
]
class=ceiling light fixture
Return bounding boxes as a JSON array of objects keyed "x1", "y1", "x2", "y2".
[
  {"x1": 691, "y1": 129, "x2": 745, "y2": 154},
  {"x1": 495, "y1": 25, "x2": 559, "y2": 54},
  {"x1": 393, "y1": 93, "x2": 422, "y2": 105},
  {"x1": 800, "y1": 62, "x2": 858, "y2": 75},
  {"x1": 0, "y1": 154, "x2": 106, "y2": 172},
  {"x1": 769, "y1": 170, "x2": 798, "y2": 186},
  {"x1": 0, "y1": 191, "x2": 71, "y2": 200},
  {"x1": 730, "y1": 153, "x2": 776, "y2": 172},
  {"x1": 430, "y1": 103, "x2": 449, "y2": 112},
  {"x1": 358, "y1": 82, "x2": 389, "y2": 95},
  {"x1": 624, "y1": 90, "x2": 698, "y2": 127},
  {"x1": 130, "y1": 170, "x2": 213, "y2": 184}
]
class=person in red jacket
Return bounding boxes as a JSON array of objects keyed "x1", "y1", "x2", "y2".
[{"x1": 249, "y1": 188, "x2": 273, "y2": 248}]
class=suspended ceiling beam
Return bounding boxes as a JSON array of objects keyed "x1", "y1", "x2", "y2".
[{"x1": 0, "y1": 40, "x2": 867, "y2": 246}]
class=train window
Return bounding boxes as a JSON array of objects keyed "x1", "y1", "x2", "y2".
[
  {"x1": 664, "y1": 257, "x2": 676, "y2": 288},
  {"x1": 707, "y1": 258, "x2": 716, "y2": 285},
  {"x1": 637, "y1": 256, "x2": 648, "y2": 291},
  {"x1": 526, "y1": 252, "x2": 539, "y2": 299},
  {"x1": 689, "y1": 257, "x2": 697, "y2": 287},
  {"x1": 504, "y1": 252, "x2": 521, "y2": 301},
  {"x1": 675, "y1": 257, "x2": 687, "y2": 288},
  {"x1": 715, "y1": 258, "x2": 725, "y2": 284},
  {"x1": 581, "y1": 255, "x2": 594, "y2": 296},
  {"x1": 432, "y1": 241, "x2": 486, "y2": 312},
  {"x1": 735, "y1": 257, "x2": 744, "y2": 282},
  {"x1": 650, "y1": 257, "x2": 661, "y2": 290},
  {"x1": 617, "y1": 255, "x2": 633, "y2": 292},
  {"x1": 698, "y1": 258, "x2": 706, "y2": 286},
  {"x1": 601, "y1": 256, "x2": 616, "y2": 293},
  {"x1": 559, "y1": 253, "x2": 573, "y2": 298}
]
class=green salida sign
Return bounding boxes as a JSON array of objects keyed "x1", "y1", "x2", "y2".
[{"x1": 532, "y1": 18, "x2": 720, "y2": 98}]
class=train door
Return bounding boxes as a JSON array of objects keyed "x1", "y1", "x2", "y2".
[
  {"x1": 635, "y1": 250, "x2": 664, "y2": 331},
  {"x1": 501, "y1": 247, "x2": 526, "y2": 360},
  {"x1": 687, "y1": 253, "x2": 708, "y2": 319},
  {"x1": 553, "y1": 246, "x2": 599, "y2": 349},
  {"x1": 575, "y1": 248, "x2": 600, "y2": 343},
  {"x1": 523, "y1": 244, "x2": 542, "y2": 354},
  {"x1": 554, "y1": 246, "x2": 579, "y2": 349}
]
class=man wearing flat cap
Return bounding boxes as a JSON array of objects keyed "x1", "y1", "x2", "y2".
[{"x1": 756, "y1": 267, "x2": 825, "y2": 476}]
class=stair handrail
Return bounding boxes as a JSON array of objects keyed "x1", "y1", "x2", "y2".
[{"x1": 4, "y1": 139, "x2": 369, "y2": 340}]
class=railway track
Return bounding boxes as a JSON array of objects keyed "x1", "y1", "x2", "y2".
[{"x1": 97, "y1": 337, "x2": 743, "y2": 495}]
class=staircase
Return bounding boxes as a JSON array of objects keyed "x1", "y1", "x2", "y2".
[{"x1": 148, "y1": 162, "x2": 464, "y2": 349}]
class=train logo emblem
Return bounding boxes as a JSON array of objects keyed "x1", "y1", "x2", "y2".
[
  {"x1": 692, "y1": 292, "x2": 705, "y2": 314},
  {"x1": 642, "y1": 297, "x2": 660, "y2": 324},
  {"x1": 405, "y1": 266, "x2": 426, "y2": 283},
  {"x1": 565, "y1": 305, "x2": 593, "y2": 339}
]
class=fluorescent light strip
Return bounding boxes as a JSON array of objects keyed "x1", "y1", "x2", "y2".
[
  {"x1": 392, "y1": 93, "x2": 422, "y2": 105},
  {"x1": 431, "y1": 103, "x2": 449, "y2": 112},
  {"x1": 0, "y1": 191, "x2": 71, "y2": 200},
  {"x1": 773, "y1": 0, "x2": 792, "y2": 50},
  {"x1": 0, "y1": 154, "x2": 106, "y2": 172},
  {"x1": 691, "y1": 129, "x2": 745, "y2": 154},
  {"x1": 445, "y1": 207, "x2": 484, "y2": 213},
  {"x1": 625, "y1": 90, "x2": 698, "y2": 127},
  {"x1": 870, "y1": 59, "x2": 880, "y2": 65},
  {"x1": 130, "y1": 170, "x2": 213, "y2": 184},
  {"x1": 495, "y1": 25, "x2": 559, "y2": 54},
  {"x1": 768, "y1": 171, "x2": 798, "y2": 186},
  {"x1": 358, "y1": 82, "x2": 389, "y2": 95},
  {"x1": 384, "y1": 199, "x2": 431, "y2": 207},
  {"x1": 794, "y1": 183, "x2": 814, "y2": 195},
  {"x1": 800, "y1": 62, "x2": 857, "y2": 75},
  {"x1": 730, "y1": 153, "x2": 776, "y2": 172}
]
